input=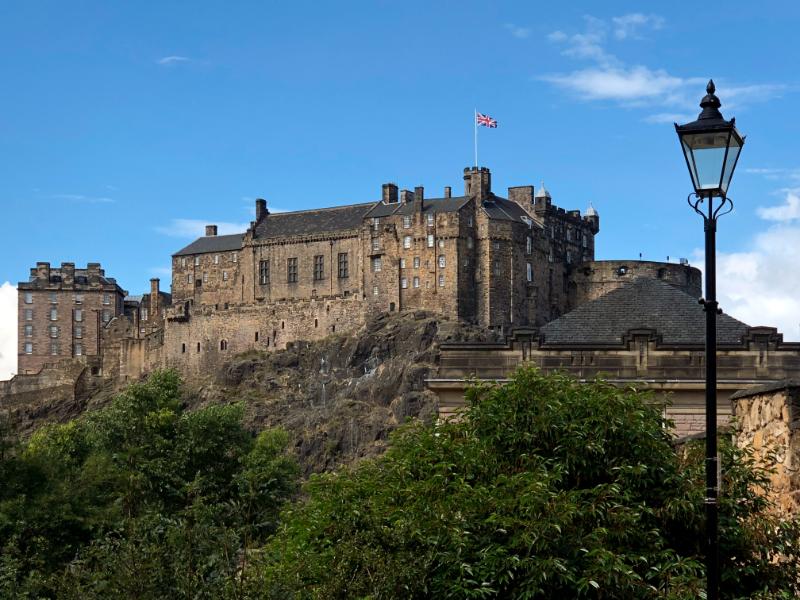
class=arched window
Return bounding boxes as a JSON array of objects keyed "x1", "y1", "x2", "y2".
[{"x1": 220, "y1": 340, "x2": 228, "y2": 351}]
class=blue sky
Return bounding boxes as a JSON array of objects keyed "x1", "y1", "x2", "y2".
[{"x1": 2, "y1": 1, "x2": 800, "y2": 376}]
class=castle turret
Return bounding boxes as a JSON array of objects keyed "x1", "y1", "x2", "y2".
[
  {"x1": 584, "y1": 202, "x2": 600, "y2": 234},
  {"x1": 463, "y1": 166, "x2": 491, "y2": 199},
  {"x1": 533, "y1": 182, "x2": 552, "y2": 213}
]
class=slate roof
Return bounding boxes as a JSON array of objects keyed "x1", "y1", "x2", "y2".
[
  {"x1": 364, "y1": 196, "x2": 472, "y2": 218},
  {"x1": 173, "y1": 233, "x2": 244, "y2": 257},
  {"x1": 540, "y1": 277, "x2": 751, "y2": 347},
  {"x1": 480, "y1": 196, "x2": 531, "y2": 221},
  {"x1": 254, "y1": 203, "x2": 375, "y2": 239}
]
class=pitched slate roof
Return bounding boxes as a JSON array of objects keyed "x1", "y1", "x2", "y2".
[
  {"x1": 540, "y1": 277, "x2": 751, "y2": 347},
  {"x1": 364, "y1": 196, "x2": 472, "y2": 218},
  {"x1": 480, "y1": 196, "x2": 531, "y2": 221},
  {"x1": 254, "y1": 203, "x2": 375, "y2": 239},
  {"x1": 173, "y1": 233, "x2": 244, "y2": 257}
]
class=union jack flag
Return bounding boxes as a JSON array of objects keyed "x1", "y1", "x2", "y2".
[{"x1": 476, "y1": 112, "x2": 498, "y2": 128}]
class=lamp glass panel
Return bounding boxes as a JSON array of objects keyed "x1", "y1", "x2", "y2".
[
  {"x1": 681, "y1": 131, "x2": 730, "y2": 192},
  {"x1": 720, "y1": 136, "x2": 742, "y2": 195}
]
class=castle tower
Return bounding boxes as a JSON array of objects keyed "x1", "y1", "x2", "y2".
[{"x1": 463, "y1": 166, "x2": 491, "y2": 199}]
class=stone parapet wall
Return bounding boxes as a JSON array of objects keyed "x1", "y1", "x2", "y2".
[{"x1": 732, "y1": 381, "x2": 800, "y2": 514}]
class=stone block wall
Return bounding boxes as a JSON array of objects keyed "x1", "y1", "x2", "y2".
[{"x1": 732, "y1": 381, "x2": 800, "y2": 514}]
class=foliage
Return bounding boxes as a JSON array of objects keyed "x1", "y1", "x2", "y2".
[
  {"x1": 248, "y1": 367, "x2": 800, "y2": 599},
  {"x1": 0, "y1": 370, "x2": 300, "y2": 598}
]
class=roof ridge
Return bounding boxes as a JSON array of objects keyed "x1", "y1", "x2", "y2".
[{"x1": 266, "y1": 202, "x2": 376, "y2": 217}]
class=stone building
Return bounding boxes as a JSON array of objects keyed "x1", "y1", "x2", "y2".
[
  {"x1": 163, "y1": 166, "x2": 599, "y2": 372},
  {"x1": 17, "y1": 262, "x2": 127, "y2": 375}
]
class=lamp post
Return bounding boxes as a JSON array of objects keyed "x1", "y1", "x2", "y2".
[{"x1": 675, "y1": 80, "x2": 745, "y2": 600}]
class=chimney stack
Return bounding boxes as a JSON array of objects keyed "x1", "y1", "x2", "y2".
[
  {"x1": 414, "y1": 186, "x2": 424, "y2": 212},
  {"x1": 205, "y1": 225, "x2": 218, "y2": 236},
  {"x1": 400, "y1": 189, "x2": 414, "y2": 204},
  {"x1": 61, "y1": 262, "x2": 75, "y2": 285},
  {"x1": 255, "y1": 198, "x2": 268, "y2": 221},
  {"x1": 150, "y1": 278, "x2": 160, "y2": 317},
  {"x1": 444, "y1": 186, "x2": 452, "y2": 198},
  {"x1": 382, "y1": 183, "x2": 399, "y2": 204}
]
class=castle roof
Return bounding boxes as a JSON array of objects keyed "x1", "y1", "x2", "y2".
[
  {"x1": 254, "y1": 202, "x2": 375, "y2": 239},
  {"x1": 481, "y1": 196, "x2": 532, "y2": 222},
  {"x1": 365, "y1": 196, "x2": 471, "y2": 218},
  {"x1": 535, "y1": 182, "x2": 551, "y2": 199},
  {"x1": 173, "y1": 233, "x2": 244, "y2": 257},
  {"x1": 539, "y1": 277, "x2": 751, "y2": 347}
]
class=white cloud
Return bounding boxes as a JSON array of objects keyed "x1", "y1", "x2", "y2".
[
  {"x1": 157, "y1": 56, "x2": 190, "y2": 66},
  {"x1": 756, "y1": 190, "x2": 800, "y2": 221},
  {"x1": 548, "y1": 16, "x2": 615, "y2": 67},
  {"x1": 746, "y1": 167, "x2": 800, "y2": 182},
  {"x1": 155, "y1": 219, "x2": 250, "y2": 238},
  {"x1": 0, "y1": 282, "x2": 17, "y2": 381},
  {"x1": 542, "y1": 65, "x2": 688, "y2": 102},
  {"x1": 611, "y1": 13, "x2": 664, "y2": 40},
  {"x1": 51, "y1": 193, "x2": 115, "y2": 204},
  {"x1": 504, "y1": 23, "x2": 530, "y2": 39}
]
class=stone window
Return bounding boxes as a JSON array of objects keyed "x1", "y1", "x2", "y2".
[
  {"x1": 566, "y1": 228, "x2": 572, "y2": 242},
  {"x1": 49, "y1": 292, "x2": 58, "y2": 303},
  {"x1": 372, "y1": 237, "x2": 380, "y2": 251},
  {"x1": 102, "y1": 310, "x2": 111, "y2": 323},
  {"x1": 222, "y1": 271, "x2": 229, "y2": 281},
  {"x1": 75, "y1": 343, "x2": 83, "y2": 357},
  {"x1": 255, "y1": 332, "x2": 259, "y2": 342},
  {"x1": 203, "y1": 272, "x2": 208, "y2": 284},
  {"x1": 548, "y1": 252, "x2": 554, "y2": 263},
  {"x1": 181, "y1": 343, "x2": 186, "y2": 353},
  {"x1": 527, "y1": 262, "x2": 533, "y2": 282},
  {"x1": 24, "y1": 292, "x2": 33, "y2": 304},
  {"x1": 582, "y1": 236, "x2": 588, "y2": 248},
  {"x1": 103, "y1": 293, "x2": 110, "y2": 305},
  {"x1": 313, "y1": 255, "x2": 324, "y2": 281},
  {"x1": 24, "y1": 324, "x2": 32, "y2": 337},
  {"x1": 287, "y1": 258, "x2": 298, "y2": 283},
  {"x1": 438, "y1": 255, "x2": 446, "y2": 268},
  {"x1": 75, "y1": 326, "x2": 82, "y2": 339},
  {"x1": 75, "y1": 309, "x2": 83, "y2": 322},
  {"x1": 50, "y1": 308, "x2": 58, "y2": 321},
  {"x1": 400, "y1": 258, "x2": 406, "y2": 269},
  {"x1": 526, "y1": 236, "x2": 532, "y2": 254},
  {"x1": 401, "y1": 277, "x2": 408, "y2": 289},
  {"x1": 427, "y1": 213, "x2": 434, "y2": 227},
  {"x1": 214, "y1": 254, "x2": 220, "y2": 265},
  {"x1": 566, "y1": 251, "x2": 572, "y2": 264},
  {"x1": 493, "y1": 260, "x2": 501, "y2": 276},
  {"x1": 194, "y1": 256, "x2": 200, "y2": 266},
  {"x1": 467, "y1": 237, "x2": 474, "y2": 249},
  {"x1": 372, "y1": 285, "x2": 379, "y2": 296},
  {"x1": 24, "y1": 342, "x2": 32, "y2": 354},
  {"x1": 232, "y1": 252, "x2": 238, "y2": 263},
  {"x1": 493, "y1": 241, "x2": 500, "y2": 250},
  {"x1": 403, "y1": 215, "x2": 412, "y2": 229},
  {"x1": 220, "y1": 340, "x2": 228, "y2": 351},
  {"x1": 413, "y1": 257, "x2": 420, "y2": 269},
  {"x1": 186, "y1": 273, "x2": 191, "y2": 283},
  {"x1": 372, "y1": 257, "x2": 382, "y2": 273},
  {"x1": 468, "y1": 215, "x2": 473, "y2": 227},
  {"x1": 50, "y1": 341, "x2": 59, "y2": 355},
  {"x1": 25, "y1": 309, "x2": 32, "y2": 321},
  {"x1": 141, "y1": 307, "x2": 148, "y2": 321},
  {"x1": 74, "y1": 294, "x2": 83, "y2": 304},
  {"x1": 338, "y1": 253, "x2": 349, "y2": 279},
  {"x1": 372, "y1": 217, "x2": 380, "y2": 231},
  {"x1": 413, "y1": 277, "x2": 420, "y2": 288},
  {"x1": 50, "y1": 325, "x2": 59, "y2": 338},
  {"x1": 438, "y1": 239, "x2": 445, "y2": 248},
  {"x1": 427, "y1": 235, "x2": 434, "y2": 248},
  {"x1": 259, "y1": 260, "x2": 270, "y2": 285},
  {"x1": 438, "y1": 275, "x2": 444, "y2": 287},
  {"x1": 181, "y1": 257, "x2": 186, "y2": 268},
  {"x1": 403, "y1": 236, "x2": 412, "y2": 249},
  {"x1": 197, "y1": 342, "x2": 201, "y2": 353}
]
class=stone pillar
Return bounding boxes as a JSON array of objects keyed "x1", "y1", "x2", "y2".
[{"x1": 731, "y1": 381, "x2": 800, "y2": 514}]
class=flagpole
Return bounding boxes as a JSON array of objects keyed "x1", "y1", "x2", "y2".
[{"x1": 474, "y1": 108, "x2": 478, "y2": 168}]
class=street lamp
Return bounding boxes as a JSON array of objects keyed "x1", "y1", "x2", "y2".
[{"x1": 675, "y1": 80, "x2": 745, "y2": 600}]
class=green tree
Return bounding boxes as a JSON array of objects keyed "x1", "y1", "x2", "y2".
[{"x1": 250, "y1": 367, "x2": 800, "y2": 599}]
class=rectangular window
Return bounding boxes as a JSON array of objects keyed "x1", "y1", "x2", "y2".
[
  {"x1": 566, "y1": 228, "x2": 573, "y2": 242},
  {"x1": 493, "y1": 260, "x2": 501, "y2": 275},
  {"x1": 142, "y1": 307, "x2": 148, "y2": 321},
  {"x1": 438, "y1": 239, "x2": 445, "y2": 248},
  {"x1": 194, "y1": 256, "x2": 200, "y2": 266},
  {"x1": 24, "y1": 324, "x2": 33, "y2": 337},
  {"x1": 338, "y1": 253, "x2": 349, "y2": 279},
  {"x1": 287, "y1": 258, "x2": 298, "y2": 283},
  {"x1": 181, "y1": 257, "x2": 187, "y2": 268},
  {"x1": 49, "y1": 292, "x2": 58, "y2": 303},
  {"x1": 527, "y1": 262, "x2": 533, "y2": 282},
  {"x1": 427, "y1": 213, "x2": 434, "y2": 226},
  {"x1": 427, "y1": 234, "x2": 434, "y2": 248},
  {"x1": 102, "y1": 310, "x2": 111, "y2": 323},
  {"x1": 75, "y1": 326, "x2": 83, "y2": 339},
  {"x1": 24, "y1": 342, "x2": 32, "y2": 354},
  {"x1": 50, "y1": 325, "x2": 59, "y2": 338},
  {"x1": 401, "y1": 277, "x2": 408, "y2": 289},
  {"x1": 493, "y1": 241, "x2": 500, "y2": 250},
  {"x1": 372, "y1": 237, "x2": 380, "y2": 251},
  {"x1": 467, "y1": 237, "x2": 474, "y2": 249},
  {"x1": 50, "y1": 308, "x2": 58, "y2": 321},
  {"x1": 372, "y1": 257, "x2": 382, "y2": 272},
  {"x1": 313, "y1": 255, "x2": 324, "y2": 281},
  {"x1": 203, "y1": 272, "x2": 208, "y2": 283},
  {"x1": 75, "y1": 309, "x2": 83, "y2": 322},
  {"x1": 372, "y1": 217, "x2": 380, "y2": 231},
  {"x1": 413, "y1": 277, "x2": 420, "y2": 288},
  {"x1": 186, "y1": 273, "x2": 191, "y2": 283},
  {"x1": 75, "y1": 343, "x2": 83, "y2": 357},
  {"x1": 372, "y1": 285, "x2": 379, "y2": 296},
  {"x1": 526, "y1": 236, "x2": 532, "y2": 254},
  {"x1": 403, "y1": 236, "x2": 412, "y2": 249},
  {"x1": 566, "y1": 251, "x2": 572, "y2": 264},
  {"x1": 403, "y1": 215, "x2": 412, "y2": 229},
  {"x1": 50, "y1": 341, "x2": 59, "y2": 356},
  {"x1": 232, "y1": 252, "x2": 238, "y2": 263},
  {"x1": 222, "y1": 271, "x2": 229, "y2": 281},
  {"x1": 468, "y1": 215, "x2": 473, "y2": 226},
  {"x1": 24, "y1": 292, "x2": 33, "y2": 304},
  {"x1": 413, "y1": 257, "x2": 420, "y2": 269},
  {"x1": 259, "y1": 260, "x2": 270, "y2": 285},
  {"x1": 400, "y1": 258, "x2": 406, "y2": 269},
  {"x1": 214, "y1": 254, "x2": 220, "y2": 265},
  {"x1": 438, "y1": 255, "x2": 446, "y2": 268},
  {"x1": 548, "y1": 252, "x2": 554, "y2": 263},
  {"x1": 438, "y1": 275, "x2": 444, "y2": 287},
  {"x1": 25, "y1": 309, "x2": 33, "y2": 321},
  {"x1": 103, "y1": 293, "x2": 110, "y2": 305},
  {"x1": 582, "y1": 236, "x2": 588, "y2": 248},
  {"x1": 74, "y1": 294, "x2": 83, "y2": 304}
]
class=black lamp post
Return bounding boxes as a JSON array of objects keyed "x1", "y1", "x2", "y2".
[{"x1": 675, "y1": 80, "x2": 745, "y2": 600}]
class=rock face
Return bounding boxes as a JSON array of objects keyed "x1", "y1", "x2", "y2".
[
  {"x1": 185, "y1": 311, "x2": 495, "y2": 474},
  {"x1": 732, "y1": 381, "x2": 800, "y2": 514}
]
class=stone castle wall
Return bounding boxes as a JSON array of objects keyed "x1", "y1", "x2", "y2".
[{"x1": 732, "y1": 382, "x2": 800, "y2": 514}]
